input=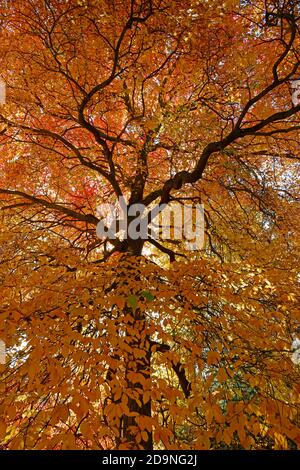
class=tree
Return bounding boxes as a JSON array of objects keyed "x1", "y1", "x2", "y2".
[{"x1": 0, "y1": 0, "x2": 299, "y2": 449}]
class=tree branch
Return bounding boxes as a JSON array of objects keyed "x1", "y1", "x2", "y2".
[
  {"x1": 0, "y1": 189, "x2": 99, "y2": 225},
  {"x1": 151, "y1": 341, "x2": 192, "y2": 399}
]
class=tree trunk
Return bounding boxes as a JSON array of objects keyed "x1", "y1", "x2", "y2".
[
  {"x1": 122, "y1": 307, "x2": 153, "y2": 449},
  {"x1": 105, "y1": 240, "x2": 153, "y2": 449}
]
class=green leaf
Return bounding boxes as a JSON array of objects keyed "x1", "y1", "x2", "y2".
[
  {"x1": 141, "y1": 291, "x2": 155, "y2": 302},
  {"x1": 127, "y1": 294, "x2": 138, "y2": 310}
]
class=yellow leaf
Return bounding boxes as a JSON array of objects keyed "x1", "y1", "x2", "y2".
[
  {"x1": 207, "y1": 351, "x2": 220, "y2": 365},
  {"x1": 0, "y1": 421, "x2": 6, "y2": 440}
]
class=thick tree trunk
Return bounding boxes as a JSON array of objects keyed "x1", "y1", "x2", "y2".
[
  {"x1": 122, "y1": 308, "x2": 152, "y2": 449},
  {"x1": 105, "y1": 240, "x2": 153, "y2": 449},
  {"x1": 122, "y1": 241, "x2": 152, "y2": 449}
]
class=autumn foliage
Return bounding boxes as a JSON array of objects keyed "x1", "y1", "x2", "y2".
[{"x1": 0, "y1": 0, "x2": 299, "y2": 450}]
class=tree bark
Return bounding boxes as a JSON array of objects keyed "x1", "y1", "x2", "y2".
[{"x1": 122, "y1": 307, "x2": 153, "y2": 449}]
